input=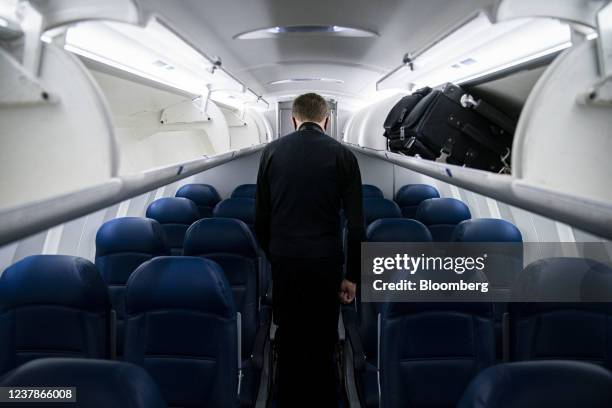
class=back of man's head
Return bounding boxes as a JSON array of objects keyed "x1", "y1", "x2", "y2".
[{"x1": 292, "y1": 93, "x2": 330, "y2": 124}]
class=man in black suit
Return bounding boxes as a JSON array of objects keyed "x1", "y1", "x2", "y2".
[{"x1": 255, "y1": 93, "x2": 364, "y2": 407}]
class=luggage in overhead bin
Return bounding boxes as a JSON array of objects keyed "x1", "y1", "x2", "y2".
[{"x1": 383, "y1": 83, "x2": 516, "y2": 173}]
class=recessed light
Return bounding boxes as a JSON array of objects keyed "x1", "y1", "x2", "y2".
[
  {"x1": 268, "y1": 78, "x2": 345, "y2": 85},
  {"x1": 234, "y1": 25, "x2": 377, "y2": 40}
]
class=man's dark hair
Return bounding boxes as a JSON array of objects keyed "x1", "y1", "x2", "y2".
[{"x1": 292, "y1": 93, "x2": 330, "y2": 123}]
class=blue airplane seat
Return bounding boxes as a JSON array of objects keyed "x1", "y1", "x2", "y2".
[
  {"x1": 363, "y1": 198, "x2": 401, "y2": 228},
  {"x1": 415, "y1": 197, "x2": 471, "y2": 241},
  {"x1": 183, "y1": 218, "x2": 270, "y2": 406},
  {"x1": 362, "y1": 184, "x2": 384, "y2": 199},
  {"x1": 231, "y1": 184, "x2": 257, "y2": 199},
  {"x1": 145, "y1": 197, "x2": 200, "y2": 255},
  {"x1": 95, "y1": 217, "x2": 169, "y2": 356},
  {"x1": 0, "y1": 358, "x2": 167, "y2": 408},
  {"x1": 344, "y1": 219, "x2": 432, "y2": 408},
  {"x1": 458, "y1": 361, "x2": 612, "y2": 408},
  {"x1": 0, "y1": 255, "x2": 111, "y2": 375},
  {"x1": 510, "y1": 257, "x2": 612, "y2": 368},
  {"x1": 452, "y1": 218, "x2": 523, "y2": 359},
  {"x1": 124, "y1": 256, "x2": 238, "y2": 407},
  {"x1": 380, "y1": 276, "x2": 495, "y2": 408},
  {"x1": 395, "y1": 184, "x2": 440, "y2": 218},
  {"x1": 213, "y1": 198, "x2": 256, "y2": 229},
  {"x1": 175, "y1": 183, "x2": 221, "y2": 218}
]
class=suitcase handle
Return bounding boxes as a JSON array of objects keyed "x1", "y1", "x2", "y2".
[{"x1": 461, "y1": 94, "x2": 516, "y2": 135}]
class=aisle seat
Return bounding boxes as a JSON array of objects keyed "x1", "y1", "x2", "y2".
[
  {"x1": 363, "y1": 198, "x2": 401, "y2": 229},
  {"x1": 362, "y1": 184, "x2": 384, "y2": 199},
  {"x1": 214, "y1": 198, "x2": 256, "y2": 229},
  {"x1": 395, "y1": 184, "x2": 439, "y2": 218},
  {"x1": 232, "y1": 184, "x2": 256, "y2": 199},
  {"x1": 416, "y1": 198, "x2": 471, "y2": 241},
  {"x1": 175, "y1": 183, "x2": 221, "y2": 218}
]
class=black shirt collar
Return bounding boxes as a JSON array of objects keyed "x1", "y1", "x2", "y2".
[{"x1": 298, "y1": 122, "x2": 324, "y2": 133}]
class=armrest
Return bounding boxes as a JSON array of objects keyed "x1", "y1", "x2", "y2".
[
  {"x1": 343, "y1": 307, "x2": 366, "y2": 372},
  {"x1": 250, "y1": 321, "x2": 270, "y2": 371}
]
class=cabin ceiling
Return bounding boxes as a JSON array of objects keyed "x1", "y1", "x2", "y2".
[{"x1": 137, "y1": 0, "x2": 495, "y2": 104}]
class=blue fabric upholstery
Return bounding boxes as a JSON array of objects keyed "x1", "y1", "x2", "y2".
[
  {"x1": 395, "y1": 184, "x2": 440, "y2": 218},
  {"x1": 354, "y1": 219, "x2": 433, "y2": 407},
  {"x1": 145, "y1": 197, "x2": 200, "y2": 255},
  {"x1": 362, "y1": 184, "x2": 384, "y2": 199},
  {"x1": 380, "y1": 270, "x2": 495, "y2": 408},
  {"x1": 214, "y1": 198, "x2": 256, "y2": 228},
  {"x1": 452, "y1": 218, "x2": 523, "y2": 243},
  {"x1": 510, "y1": 257, "x2": 612, "y2": 368},
  {"x1": 124, "y1": 256, "x2": 238, "y2": 407},
  {"x1": 0, "y1": 255, "x2": 110, "y2": 375},
  {"x1": 366, "y1": 218, "x2": 433, "y2": 242},
  {"x1": 95, "y1": 217, "x2": 169, "y2": 355},
  {"x1": 452, "y1": 218, "x2": 523, "y2": 358},
  {"x1": 416, "y1": 198, "x2": 471, "y2": 241},
  {"x1": 175, "y1": 183, "x2": 221, "y2": 218},
  {"x1": 458, "y1": 360, "x2": 612, "y2": 408},
  {"x1": 363, "y1": 198, "x2": 401, "y2": 228},
  {"x1": 184, "y1": 218, "x2": 263, "y2": 406},
  {"x1": 231, "y1": 184, "x2": 256, "y2": 199},
  {"x1": 0, "y1": 358, "x2": 167, "y2": 408}
]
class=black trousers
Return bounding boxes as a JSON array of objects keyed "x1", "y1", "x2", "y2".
[{"x1": 272, "y1": 256, "x2": 343, "y2": 408}]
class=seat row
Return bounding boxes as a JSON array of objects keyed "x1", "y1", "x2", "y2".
[
  {"x1": 0, "y1": 216, "x2": 269, "y2": 407},
  {"x1": 345, "y1": 216, "x2": 612, "y2": 408}
]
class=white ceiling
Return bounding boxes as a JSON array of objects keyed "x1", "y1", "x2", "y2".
[{"x1": 137, "y1": 0, "x2": 496, "y2": 106}]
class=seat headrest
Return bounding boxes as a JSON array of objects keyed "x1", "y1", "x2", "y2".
[
  {"x1": 416, "y1": 198, "x2": 471, "y2": 226},
  {"x1": 458, "y1": 361, "x2": 612, "y2": 408},
  {"x1": 231, "y1": 184, "x2": 256, "y2": 199},
  {"x1": 213, "y1": 198, "x2": 255, "y2": 225},
  {"x1": 395, "y1": 184, "x2": 440, "y2": 206},
  {"x1": 95, "y1": 217, "x2": 169, "y2": 257},
  {"x1": 175, "y1": 183, "x2": 221, "y2": 207},
  {"x1": 367, "y1": 219, "x2": 432, "y2": 242},
  {"x1": 126, "y1": 256, "x2": 235, "y2": 317},
  {"x1": 0, "y1": 358, "x2": 167, "y2": 408},
  {"x1": 511, "y1": 257, "x2": 612, "y2": 310},
  {"x1": 145, "y1": 197, "x2": 200, "y2": 225},
  {"x1": 184, "y1": 218, "x2": 258, "y2": 258},
  {"x1": 0, "y1": 255, "x2": 109, "y2": 312},
  {"x1": 452, "y1": 218, "x2": 522, "y2": 242},
  {"x1": 362, "y1": 184, "x2": 384, "y2": 198},
  {"x1": 363, "y1": 198, "x2": 402, "y2": 224}
]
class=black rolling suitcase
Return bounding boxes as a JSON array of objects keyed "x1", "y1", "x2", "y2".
[{"x1": 383, "y1": 83, "x2": 515, "y2": 173}]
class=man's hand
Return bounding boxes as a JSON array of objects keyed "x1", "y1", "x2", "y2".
[{"x1": 339, "y1": 279, "x2": 357, "y2": 304}]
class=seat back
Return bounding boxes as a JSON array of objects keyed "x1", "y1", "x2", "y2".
[
  {"x1": 184, "y1": 218, "x2": 261, "y2": 359},
  {"x1": 213, "y1": 198, "x2": 256, "y2": 229},
  {"x1": 362, "y1": 184, "x2": 384, "y2": 199},
  {"x1": 231, "y1": 184, "x2": 256, "y2": 199},
  {"x1": 175, "y1": 183, "x2": 221, "y2": 218},
  {"x1": 0, "y1": 255, "x2": 110, "y2": 375},
  {"x1": 380, "y1": 285, "x2": 495, "y2": 408},
  {"x1": 395, "y1": 184, "x2": 439, "y2": 218},
  {"x1": 95, "y1": 217, "x2": 169, "y2": 355},
  {"x1": 0, "y1": 358, "x2": 167, "y2": 408},
  {"x1": 458, "y1": 361, "x2": 612, "y2": 408},
  {"x1": 353, "y1": 219, "x2": 433, "y2": 407},
  {"x1": 363, "y1": 198, "x2": 401, "y2": 228},
  {"x1": 452, "y1": 218, "x2": 523, "y2": 359},
  {"x1": 510, "y1": 257, "x2": 612, "y2": 368},
  {"x1": 416, "y1": 197, "x2": 471, "y2": 241},
  {"x1": 145, "y1": 197, "x2": 200, "y2": 255},
  {"x1": 124, "y1": 256, "x2": 237, "y2": 407}
]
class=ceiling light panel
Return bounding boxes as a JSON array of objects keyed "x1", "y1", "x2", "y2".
[
  {"x1": 268, "y1": 78, "x2": 345, "y2": 85},
  {"x1": 234, "y1": 25, "x2": 377, "y2": 39}
]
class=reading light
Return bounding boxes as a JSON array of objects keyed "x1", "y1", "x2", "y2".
[
  {"x1": 268, "y1": 78, "x2": 345, "y2": 85},
  {"x1": 234, "y1": 25, "x2": 377, "y2": 39}
]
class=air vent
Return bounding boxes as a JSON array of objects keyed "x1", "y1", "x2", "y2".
[{"x1": 234, "y1": 25, "x2": 377, "y2": 39}]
